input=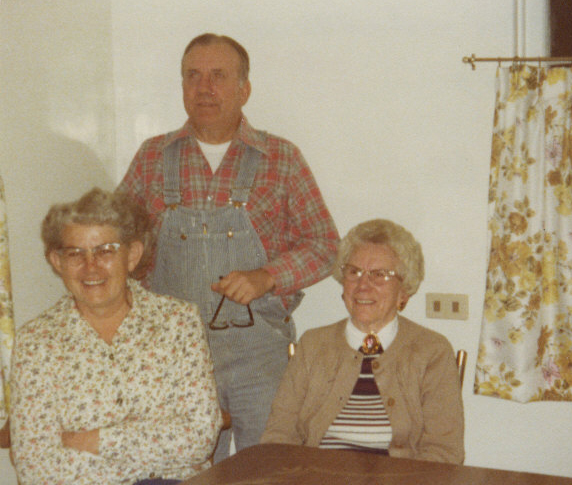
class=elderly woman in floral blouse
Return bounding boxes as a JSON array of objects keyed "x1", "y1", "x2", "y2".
[{"x1": 10, "y1": 188, "x2": 222, "y2": 485}]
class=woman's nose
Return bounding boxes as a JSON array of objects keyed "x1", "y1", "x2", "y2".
[
  {"x1": 81, "y1": 251, "x2": 100, "y2": 268},
  {"x1": 355, "y1": 271, "x2": 373, "y2": 288}
]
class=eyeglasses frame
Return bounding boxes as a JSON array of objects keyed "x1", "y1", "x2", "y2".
[
  {"x1": 340, "y1": 263, "x2": 402, "y2": 286},
  {"x1": 56, "y1": 242, "x2": 123, "y2": 266},
  {"x1": 208, "y1": 294, "x2": 254, "y2": 330}
]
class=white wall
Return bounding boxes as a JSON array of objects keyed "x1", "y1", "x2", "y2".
[
  {"x1": 2, "y1": 1, "x2": 571, "y2": 483},
  {"x1": 0, "y1": 1, "x2": 115, "y2": 482}
]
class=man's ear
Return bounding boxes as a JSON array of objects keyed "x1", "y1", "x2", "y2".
[
  {"x1": 127, "y1": 241, "x2": 144, "y2": 273},
  {"x1": 240, "y1": 79, "x2": 251, "y2": 106}
]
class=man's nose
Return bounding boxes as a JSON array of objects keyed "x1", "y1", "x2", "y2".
[{"x1": 197, "y1": 74, "x2": 214, "y2": 93}]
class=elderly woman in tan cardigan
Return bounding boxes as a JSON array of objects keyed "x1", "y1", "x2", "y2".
[{"x1": 261, "y1": 219, "x2": 464, "y2": 464}]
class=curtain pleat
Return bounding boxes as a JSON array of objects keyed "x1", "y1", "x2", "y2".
[
  {"x1": 475, "y1": 65, "x2": 572, "y2": 402},
  {"x1": 0, "y1": 176, "x2": 15, "y2": 418}
]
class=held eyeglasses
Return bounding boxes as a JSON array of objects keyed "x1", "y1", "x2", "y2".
[
  {"x1": 341, "y1": 264, "x2": 402, "y2": 286},
  {"x1": 208, "y1": 276, "x2": 254, "y2": 330},
  {"x1": 57, "y1": 242, "x2": 123, "y2": 267},
  {"x1": 208, "y1": 295, "x2": 254, "y2": 330}
]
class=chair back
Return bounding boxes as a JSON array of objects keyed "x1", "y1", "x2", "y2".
[
  {"x1": 456, "y1": 349, "x2": 467, "y2": 387},
  {"x1": 288, "y1": 342, "x2": 296, "y2": 360}
]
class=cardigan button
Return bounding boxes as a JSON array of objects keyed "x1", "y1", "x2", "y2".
[
  {"x1": 387, "y1": 397, "x2": 395, "y2": 407},
  {"x1": 372, "y1": 361, "x2": 380, "y2": 370}
]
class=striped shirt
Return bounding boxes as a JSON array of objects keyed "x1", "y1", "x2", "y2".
[{"x1": 319, "y1": 353, "x2": 392, "y2": 453}]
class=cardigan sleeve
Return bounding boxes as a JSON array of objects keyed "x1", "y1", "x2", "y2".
[{"x1": 260, "y1": 338, "x2": 310, "y2": 445}]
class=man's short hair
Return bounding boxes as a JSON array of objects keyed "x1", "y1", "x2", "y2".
[{"x1": 182, "y1": 33, "x2": 250, "y2": 82}]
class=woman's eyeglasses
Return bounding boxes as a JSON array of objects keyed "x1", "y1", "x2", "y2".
[
  {"x1": 57, "y1": 242, "x2": 122, "y2": 267},
  {"x1": 341, "y1": 264, "x2": 401, "y2": 286}
]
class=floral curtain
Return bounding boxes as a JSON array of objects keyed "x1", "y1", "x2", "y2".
[
  {"x1": 0, "y1": 176, "x2": 14, "y2": 418},
  {"x1": 475, "y1": 65, "x2": 572, "y2": 403}
]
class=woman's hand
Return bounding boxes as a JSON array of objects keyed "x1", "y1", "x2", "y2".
[{"x1": 61, "y1": 429, "x2": 100, "y2": 455}]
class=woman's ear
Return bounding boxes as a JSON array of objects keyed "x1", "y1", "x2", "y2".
[
  {"x1": 127, "y1": 241, "x2": 144, "y2": 273},
  {"x1": 47, "y1": 251, "x2": 63, "y2": 276},
  {"x1": 398, "y1": 293, "x2": 410, "y2": 312}
]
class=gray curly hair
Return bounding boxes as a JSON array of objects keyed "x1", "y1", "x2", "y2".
[
  {"x1": 333, "y1": 219, "x2": 424, "y2": 296},
  {"x1": 41, "y1": 187, "x2": 152, "y2": 279}
]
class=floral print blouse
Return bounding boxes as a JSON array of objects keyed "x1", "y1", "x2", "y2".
[{"x1": 10, "y1": 279, "x2": 222, "y2": 485}]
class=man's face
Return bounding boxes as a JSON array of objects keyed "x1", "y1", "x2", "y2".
[{"x1": 182, "y1": 42, "x2": 251, "y2": 142}]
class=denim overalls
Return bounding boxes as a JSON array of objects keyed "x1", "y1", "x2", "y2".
[{"x1": 151, "y1": 139, "x2": 299, "y2": 462}]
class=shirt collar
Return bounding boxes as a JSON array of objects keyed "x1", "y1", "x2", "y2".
[
  {"x1": 345, "y1": 316, "x2": 399, "y2": 351},
  {"x1": 174, "y1": 116, "x2": 269, "y2": 156}
]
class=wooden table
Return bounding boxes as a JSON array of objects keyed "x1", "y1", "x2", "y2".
[{"x1": 181, "y1": 444, "x2": 572, "y2": 485}]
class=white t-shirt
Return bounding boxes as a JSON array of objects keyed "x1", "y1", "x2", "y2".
[{"x1": 197, "y1": 139, "x2": 231, "y2": 173}]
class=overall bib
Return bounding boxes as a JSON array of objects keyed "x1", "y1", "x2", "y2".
[{"x1": 151, "y1": 139, "x2": 299, "y2": 462}]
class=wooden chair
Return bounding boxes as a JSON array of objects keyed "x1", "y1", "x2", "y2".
[
  {"x1": 0, "y1": 419, "x2": 10, "y2": 449},
  {"x1": 456, "y1": 349, "x2": 468, "y2": 387},
  {"x1": 221, "y1": 410, "x2": 232, "y2": 430}
]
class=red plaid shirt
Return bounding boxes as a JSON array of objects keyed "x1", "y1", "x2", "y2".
[{"x1": 117, "y1": 117, "x2": 339, "y2": 298}]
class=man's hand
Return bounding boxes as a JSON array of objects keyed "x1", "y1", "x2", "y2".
[
  {"x1": 61, "y1": 429, "x2": 99, "y2": 455},
  {"x1": 211, "y1": 268, "x2": 276, "y2": 305}
]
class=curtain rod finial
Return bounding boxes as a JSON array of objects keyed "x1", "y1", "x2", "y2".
[{"x1": 462, "y1": 54, "x2": 477, "y2": 70}]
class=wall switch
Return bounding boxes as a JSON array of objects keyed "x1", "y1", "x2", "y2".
[{"x1": 426, "y1": 293, "x2": 469, "y2": 320}]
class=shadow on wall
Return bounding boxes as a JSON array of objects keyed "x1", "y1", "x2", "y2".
[
  {"x1": 0, "y1": 122, "x2": 114, "y2": 324},
  {"x1": 0, "y1": 0, "x2": 116, "y2": 323}
]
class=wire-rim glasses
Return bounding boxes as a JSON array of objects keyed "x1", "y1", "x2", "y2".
[
  {"x1": 341, "y1": 264, "x2": 402, "y2": 286},
  {"x1": 57, "y1": 242, "x2": 123, "y2": 267}
]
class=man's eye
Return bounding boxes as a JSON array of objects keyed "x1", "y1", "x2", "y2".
[
  {"x1": 65, "y1": 249, "x2": 82, "y2": 258},
  {"x1": 96, "y1": 249, "x2": 113, "y2": 257}
]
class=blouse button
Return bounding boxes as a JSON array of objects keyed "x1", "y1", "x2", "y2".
[
  {"x1": 180, "y1": 234, "x2": 187, "y2": 240},
  {"x1": 387, "y1": 397, "x2": 395, "y2": 407},
  {"x1": 109, "y1": 354, "x2": 114, "y2": 361},
  {"x1": 149, "y1": 472, "x2": 156, "y2": 478},
  {"x1": 227, "y1": 230, "x2": 234, "y2": 238}
]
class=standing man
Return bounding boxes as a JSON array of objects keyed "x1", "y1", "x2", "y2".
[{"x1": 117, "y1": 33, "x2": 339, "y2": 462}]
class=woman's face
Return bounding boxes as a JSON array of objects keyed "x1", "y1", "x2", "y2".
[
  {"x1": 342, "y1": 243, "x2": 409, "y2": 333},
  {"x1": 49, "y1": 224, "x2": 142, "y2": 319}
]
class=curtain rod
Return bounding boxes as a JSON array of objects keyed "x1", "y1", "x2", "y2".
[{"x1": 462, "y1": 54, "x2": 572, "y2": 70}]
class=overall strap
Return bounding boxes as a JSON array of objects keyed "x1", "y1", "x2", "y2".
[
  {"x1": 162, "y1": 136, "x2": 182, "y2": 206},
  {"x1": 229, "y1": 145, "x2": 262, "y2": 206}
]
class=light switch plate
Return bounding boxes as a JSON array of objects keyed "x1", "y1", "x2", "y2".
[{"x1": 426, "y1": 293, "x2": 469, "y2": 320}]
